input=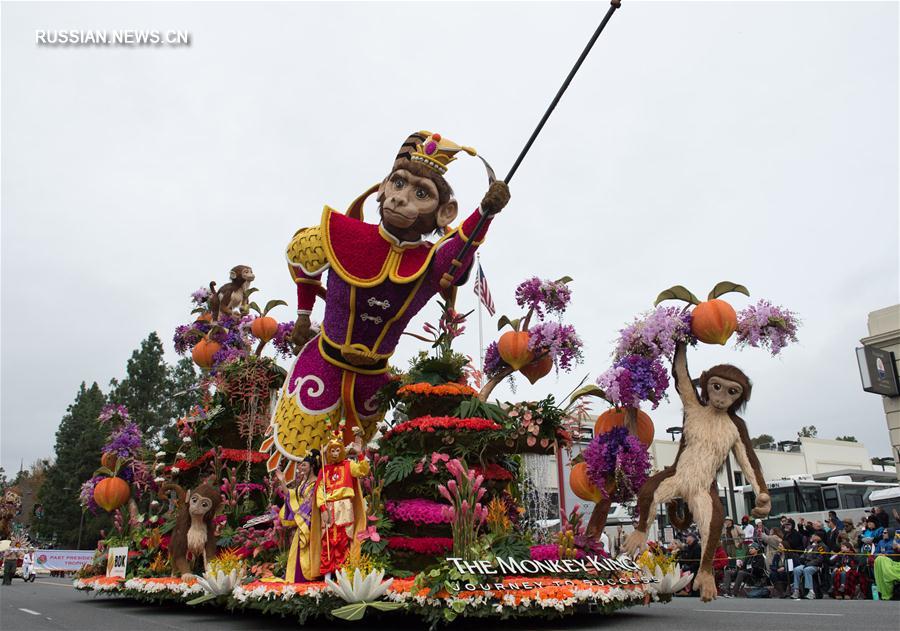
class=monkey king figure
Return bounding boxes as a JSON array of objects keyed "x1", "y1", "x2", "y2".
[
  {"x1": 622, "y1": 341, "x2": 771, "y2": 602},
  {"x1": 314, "y1": 437, "x2": 369, "y2": 578},
  {"x1": 263, "y1": 131, "x2": 510, "y2": 478}
]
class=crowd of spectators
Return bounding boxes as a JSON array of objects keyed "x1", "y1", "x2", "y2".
[{"x1": 660, "y1": 505, "x2": 900, "y2": 600}]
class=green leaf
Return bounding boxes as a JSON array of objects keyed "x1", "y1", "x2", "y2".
[
  {"x1": 554, "y1": 275, "x2": 574, "y2": 284},
  {"x1": 92, "y1": 466, "x2": 114, "y2": 477},
  {"x1": 497, "y1": 315, "x2": 515, "y2": 331},
  {"x1": 248, "y1": 301, "x2": 262, "y2": 315},
  {"x1": 186, "y1": 594, "x2": 218, "y2": 606},
  {"x1": 707, "y1": 281, "x2": 750, "y2": 300},
  {"x1": 383, "y1": 456, "x2": 416, "y2": 486},
  {"x1": 331, "y1": 602, "x2": 368, "y2": 621},
  {"x1": 451, "y1": 599, "x2": 467, "y2": 613},
  {"x1": 368, "y1": 601, "x2": 404, "y2": 612},
  {"x1": 568, "y1": 384, "x2": 607, "y2": 406},
  {"x1": 654, "y1": 285, "x2": 701, "y2": 306},
  {"x1": 262, "y1": 299, "x2": 288, "y2": 316}
]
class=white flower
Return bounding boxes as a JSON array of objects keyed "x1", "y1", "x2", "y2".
[
  {"x1": 154, "y1": 462, "x2": 164, "y2": 470},
  {"x1": 183, "y1": 437, "x2": 192, "y2": 444},
  {"x1": 647, "y1": 563, "x2": 693, "y2": 595},
  {"x1": 154, "y1": 476, "x2": 165, "y2": 483},
  {"x1": 171, "y1": 467, "x2": 181, "y2": 474},
  {"x1": 196, "y1": 569, "x2": 242, "y2": 597},
  {"x1": 155, "y1": 451, "x2": 166, "y2": 458},
  {"x1": 160, "y1": 438, "x2": 168, "y2": 445},
  {"x1": 176, "y1": 452, "x2": 186, "y2": 458},
  {"x1": 325, "y1": 568, "x2": 393, "y2": 603}
]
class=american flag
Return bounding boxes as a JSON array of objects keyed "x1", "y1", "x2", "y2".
[{"x1": 474, "y1": 262, "x2": 495, "y2": 316}]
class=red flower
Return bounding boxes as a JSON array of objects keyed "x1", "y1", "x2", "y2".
[{"x1": 383, "y1": 416, "x2": 501, "y2": 439}]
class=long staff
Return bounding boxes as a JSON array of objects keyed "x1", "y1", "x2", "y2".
[{"x1": 440, "y1": 0, "x2": 622, "y2": 289}]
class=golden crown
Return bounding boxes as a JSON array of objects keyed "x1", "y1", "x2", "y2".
[{"x1": 394, "y1": 131, "x2": 477, "y2": 176}]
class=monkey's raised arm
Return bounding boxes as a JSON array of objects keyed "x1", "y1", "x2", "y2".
[
  {"x1": 672, "y1": 341, "x2": 700, "y2": 407},
  {"x1": 730, "y1": 414, "x2": 771, "y2": 517},
  {"x1": 158, "y1": 482, "x2": 186, "y2": 504}
]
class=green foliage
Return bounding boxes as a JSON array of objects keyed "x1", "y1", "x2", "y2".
[
  {"x1": 750, "y1": 433, "x2": 775, "y2": 448},
  {"x1": 835, "y1": 435, "x2": 857, "y2": 442},
  {"x1": 798, "y1": 425, "x2": 818, "y2": 438},
  {"x1": 405, "y1": 350, "x2": 470, "y2": 385},
  {"x1": 453, "y1": 398, "x2": 507, "y2": 424},
  {"x1": 35, "y1": 382, "x2": 110, "y2": 548},
  {"x1": 382, "y1": 456, "x2": 417, "y2": 487}
]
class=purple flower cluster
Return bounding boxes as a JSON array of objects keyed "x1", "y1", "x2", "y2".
[
  {"x1": 173, "y1": 313, "x2": 251, "y2": 371},
  {"x1": 103, "y1": 420, "x2": 143, "y2": 459},
  {"x1": 596, "y1": 354, "x2": 669, "y2": 409},
  {"x1": 98, "y1": 404, "x2": 130, "y2": 425},
  {"x1": 79, "y1": 476, "x2": 104, "y2": 514},
  {"x1": 582, "y1": 426, "x2": 651, "y2": 502},
  {"x1": 272, "y1": 321, "x2": 296, "y2": 358},
  {"x1": 614, "y1": 306, "x2": 694, "y2": 362},
  {"x1": 515, "y1": 277, "x2": 572, "y2": 318},
  {"x1": 484, "y1": 341, "x2": 509, "y2": 379},
  {"x1": 736, "y1": 300, "x2": 800, "y2": 356},
  {"x1": 190, "y1": 287, "x2": 211, "y2": 306},
  {"x1": 528, "y1": 321, "x2": 583, "y2": 373}
]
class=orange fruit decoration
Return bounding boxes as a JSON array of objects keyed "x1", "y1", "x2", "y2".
[
  {"x1": 100, "y1": 452, "x2": 118, "y2": 470},
  {"x1": 519, "y1": 354, "x2": 553, "y2": 385},
  {"x1": 594, "y1": 408, "x2": 655, "y2": 446},
  {"x1": 498, "y1": 331, "x2": 534, "y2": 370},
  {"x1": 569, "y1": 462, "x2": 603, "y2": 503},
  {"x1": 691, "y1": 298, "x2": 738, "y2": 345},
  {"x1": 251, "y1": 316, "x2": 279, "y2": 343},
  {"x1": 191, "y1": 338, "x2": 222, "y2": 369},
  {"x1": 93, "y1": 477, "x2": 131, "y2": 512}
]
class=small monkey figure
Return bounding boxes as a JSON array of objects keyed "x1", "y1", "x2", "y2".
[
  {"x1": 622, "y1": 341, "x2": 770, "y2": 602},
  {"x1": 158, "y1": 482, "x2": 222, "y2": 578},
  {"x1": 208, "y1": 265, "x2": 255, "y2": 321}
]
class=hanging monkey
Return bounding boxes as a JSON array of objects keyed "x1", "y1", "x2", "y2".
[
  {"x1": 622, "y1": 341, "x2": 770, "y2": 601},
  {"x1": 158, "y1": 482, "x2": 222, "y2": 578}
]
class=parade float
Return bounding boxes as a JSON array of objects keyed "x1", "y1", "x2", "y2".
[{"x1": 68, "y1": 2, "x2": 803, "y2": 624}]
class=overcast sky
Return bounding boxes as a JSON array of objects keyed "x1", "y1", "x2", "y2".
[{"x1": 2, "y1": 1, "x2": 898, "y2": 472}]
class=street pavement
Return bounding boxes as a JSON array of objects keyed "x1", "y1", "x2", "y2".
[{"x1": 1, "y1": 577, "x2": 898, "y2": 630}]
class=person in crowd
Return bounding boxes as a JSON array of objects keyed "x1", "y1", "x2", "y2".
[
  {"x1": 871, "y1": 507, "x2": 890, "y2": 530},
  {"x1": 721, "y1": 517, "x2": 743, "y2": 570},
  {"x1": 614, "y1": 524, "x2": 626, "y2": 557},
  {"x1": 844, "y1": 518, "x2": 860, "y2": 546},
  {"x1": 740, "y1": 515, "x2": 755, "y2": 545},
  {"x1": 827, "y1": 511, "x2": 842, "y2": 531},
  {"x1": 721, "y1": 542, "x2": 767, "y2": 597},
  {"x1": 893, "y1": 507, "x2": 900, "y2": 527},
  {"x1": 823, "y1": 516, "x2": 841, "y2": 553},
  {"x1": 599, "y1": 529, "x2": 610, "y2": 555},
  {"x1": 770, "y1": 544, "x2": 790, "y2": 597},
  {"x1": 781, "y1": 519, "x2": 805, "y2": 563},
  {"x1": 760, "y1": 526, "x2": 783, "y2": 569},
  {"x1": 21, "y1": 549, "x2": 35, "y2": 583},
  {"x1": 791, "y1": 532, "x2": 827, "y2": 600},
  {"x1": 830, "y1": 541, "x2": 860, "y2": 599},
  {"x1": 713, "y1": 543, "x2": 729, "y2": 588},
  {"x1": 873, "y1": 528, "x2": 895, "y2": 557},
  {"x1": 680, "y1": 533, "x2": 702, "y2": 593},
  {"x1": 861, "y1": 518, "x2": 884, "y2": 548}
]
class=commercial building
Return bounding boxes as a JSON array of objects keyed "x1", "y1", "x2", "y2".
[{"x1": 859, "y1": 304, "x2": 900, "y2": 480}]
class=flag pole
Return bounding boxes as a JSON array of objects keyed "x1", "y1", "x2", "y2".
[{"x1": 477, "y1": 253, "x2": 485, "y2": 375}]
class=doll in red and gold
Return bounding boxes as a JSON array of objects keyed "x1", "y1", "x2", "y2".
[
  {"x1": 314, "y1": 435, "x2": 369, "y2": 577},
  {"x1": 263, "y1": 131, "x2": 510, "y2": 479}
]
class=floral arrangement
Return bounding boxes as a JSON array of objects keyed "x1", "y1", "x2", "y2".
[
  {"x1": 397, "y1": 382, "x2": 477, "y2": 398},
  {"x1": 386, "y1": 537, "x2": 453, "y2": 555},
  {"x1": 515, "y1": 276, "x2": 572, "y2": 318},
  {"x1": 596, "y1": 354, "x2": 669, "y2": 409},
  {"x1": 98, "y1": 403, "x2": 130, "y2": 425},
  {"x1": 527, "y1": 321, "x2": 584, "y2": 373},
  {"x1": 123, "y1": 576, "x2": 204, "y2": 598},
  {"x1": 471, "y1": 462, "x2": 514, "y2": 481},
  {"x1": 382, "y1": 416, "x2": 501, "y2": 438},
  {"x1": 173, "y1": 447, "x2": 267, "y2": 472},
  {"x1": 386, "y1": 499, "x2": 452, "y2": 526},
  {"x1": 735, "y1": 300, "x2": 800, "y2": 356},
  {"x1": 103, "y1": 421, "x2": 143, "y2": 459},
  {"x1": 438, "y1": 459, "x2": 486, "y2": 560},
  {"x1": 582, "y1": 427, "x2": 651, "y2": 503}
]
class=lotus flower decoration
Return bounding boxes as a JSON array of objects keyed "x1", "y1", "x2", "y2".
[
  {"x1": 325, "y1": 568, "x2": 404, "y2": 620},
  {"x1": 187, "y1": 568, "x2": 243, "y2": 605},
  {"x1": 647, "y1": 563, "x2": 693, "y2": 595}
]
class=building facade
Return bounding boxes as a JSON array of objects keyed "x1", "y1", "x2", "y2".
[{"x1": 860, "y1": 304, "x2": 900, "y2": 480}]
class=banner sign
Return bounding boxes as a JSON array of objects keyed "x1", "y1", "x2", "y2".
[
  {"x1": 856, "y1": 346, "x2": 900, "y2": 396},
  {"x1": 34, "y1": 550, "x2": 95, "y2": 572},
  {"x1": 106, "y1": 546, "x2": 128, "y2": 578}
]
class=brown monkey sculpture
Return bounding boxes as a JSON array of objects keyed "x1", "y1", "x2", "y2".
[
  {"x1": 158, "y1": 483, "x2": 222, "y2": 578},
  {"x1": 621, "y1": 341, "x2": 771, "y2": 602},
  {"x1": 208, "y1": 265, "x2": 255, "y2": 321}
]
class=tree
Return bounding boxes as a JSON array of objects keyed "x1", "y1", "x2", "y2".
[
  {"x1": 798, "y1": 425, "x2": 818, "y2": 438},
  {"x1": 109, "y1": 333, "x2": 201, "y2": 438},
  {"x1": 835, "y1": 435, "x2": 857, "y2": 442},
  {"x1": 750, "y1": 433, "x2": 775, "y2": 448},
  {"x1": 35, "y1": 382, "x2": 110, "y2": 548}
]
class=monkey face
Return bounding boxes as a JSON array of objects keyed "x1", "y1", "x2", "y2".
[
  {"x1": 188, "y1": 492, "x2": 213, "y2": 517},
  {"x1": 229, "y1": 265, "x2": 255, "y2": 283},
  {"x1": 707, "y1": 376, "x2": 743, "y2": 411},
  {"x1": 378, "y1": 169, "x2": 458, "y2": 238}
]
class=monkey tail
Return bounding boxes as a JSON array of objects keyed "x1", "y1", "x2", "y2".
[
  {"x1": 158, "y1": 482, "x2": 186, "y2": 504},
  {"x1": 667, "y1": 499, "x2": 694, "y2": 530},
  {"x1": 208, "y1": 281, "x2": 220, "y2": 321}
]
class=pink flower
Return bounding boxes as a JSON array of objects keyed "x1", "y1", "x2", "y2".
[
  {"x1": 357, "y1": 525, "x2": 381, "y2": 542},
  {"x1": 447, "y1": 479, "x2": 458, "y2": 495},
  {"x1": 437, "y1": 484, "x2": 452, "y2": 503}
]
